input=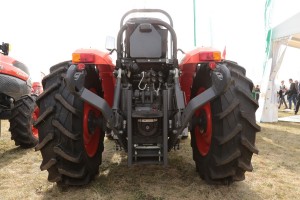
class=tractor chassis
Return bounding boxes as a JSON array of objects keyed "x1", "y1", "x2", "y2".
[{"x1": 65, "y1": 62, "x2": 231, "y2": 165}]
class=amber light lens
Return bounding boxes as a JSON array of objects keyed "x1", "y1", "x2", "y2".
[{"x1": 72, "y1": 53, "x2": 95, "y2": 63}]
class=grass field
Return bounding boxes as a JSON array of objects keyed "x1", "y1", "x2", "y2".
[{"x1": 0, "y1": 111, "x2": 299, "y2": 200}]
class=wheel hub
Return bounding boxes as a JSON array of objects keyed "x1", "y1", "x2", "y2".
[
  {"x1": 194, "y1": 87, "x2": 213, "y2": 156},
  {"x1": 87, "y1": 111, "x2": 96, "y2": 134},
  {"x1": 83, "y1": 88, "x2": 102, "y2": 157},
  {"x1": 197, "y1": 110, "x2": 208, "y2": 134}
]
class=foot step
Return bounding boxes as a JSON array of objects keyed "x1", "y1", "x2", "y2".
[{"x1": 133, "y1": 145, "x2": 163, "y2": 164}]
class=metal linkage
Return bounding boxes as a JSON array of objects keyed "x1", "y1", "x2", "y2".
[
  {"x1": 168, "y1": 64, "x2": 232, "y2": 150},
  {"x1": 65, "y1": 65, "x2": 127, "y2": 151}
]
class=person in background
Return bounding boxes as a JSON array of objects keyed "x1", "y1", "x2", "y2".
[
  {"x1": 254, "y1": 85, "x2": 260, "y2": 101},
  {"x1": 278, "y1": 80, "x2": 288, "y2": 109},
  {"x1": 293, "y1": 80, "x2": 299, "y2": 109},
  {"x1": 295, "y1": 80, "x2": 300, "y2": 114},
  {"x1": 295, "y1": 80, "x2": 299, "y2": 93},
  {"x1": 287, "y1": 78, "x2": 298, "y2": 110}
]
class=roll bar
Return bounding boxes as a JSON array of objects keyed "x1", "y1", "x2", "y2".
[
  {"x1": 117, "y1": 19, "x2": 177, "y2": 61},
  {"x1": 120, "y1": 9, "x2": 173, "y2": 28}
]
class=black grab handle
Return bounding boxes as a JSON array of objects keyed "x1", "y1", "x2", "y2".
[{"x1": 120, "y1": 9, "x2": 173, "y2": 28}]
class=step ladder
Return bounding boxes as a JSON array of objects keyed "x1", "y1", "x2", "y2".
[
  {"x1": 126, "y1": 90, "x2": 168, "y2": 166},
  {"x1": 133, "y1": 144, "x2": 163, "y2": 164}
]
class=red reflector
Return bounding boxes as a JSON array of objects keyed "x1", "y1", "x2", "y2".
[
  {"x1": 198, "y1": 51, "x2": 221, "y2": 61},
  {"x1": 80, "y1": 54, "x2": 95, "y2": 62},
  {"x1": 208, "y1": 62, "x2": 216, "y2": 70},
  {"x1": 77, "y1": 63, "x2": 86, "y2": 71}
]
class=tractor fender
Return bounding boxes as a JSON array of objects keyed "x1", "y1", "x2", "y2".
[{"x1": 0, "y1": 73, "x2": 31, "y2": 101}]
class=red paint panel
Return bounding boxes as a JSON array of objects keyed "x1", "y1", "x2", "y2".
[
  {"x1": 98, "y1": 68, "x2": 115, "y2": 107},
  {"x1": 0, "y1": 54, "x2": 29, "y2": 81},
  {"x1": 179, "y1": 63, "x2": 196, "y2": 103}
]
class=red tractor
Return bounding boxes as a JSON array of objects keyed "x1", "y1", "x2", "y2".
[
  {"x1": 35, "y1": 9, "x2": 260, "y2": 185},
  {"x1": 0, "y1": 42, "x2": 38, "y2": 147},
  {"x1": 31, "y1": 82, "x2": 43, "y2": 138}
]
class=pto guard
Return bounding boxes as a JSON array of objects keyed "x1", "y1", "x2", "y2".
[{"x1": 169, "y1": 64, "x2": 231, "y2": 150}]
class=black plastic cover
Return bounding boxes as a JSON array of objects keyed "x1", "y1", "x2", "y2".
[{"x1": 0, "y1": 74, "x2": 31, "y2": 101}]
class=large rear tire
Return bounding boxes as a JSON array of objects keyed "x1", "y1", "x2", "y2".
[
  {"x1": 190, "y1": 61, "x2": 260, "y2": 185},
  {"x1": 9, "y1": 95, "x2": 38, "y2": 148},
  {"x1": 35, "y1": 61, "x2": 104, "y2": 185}
]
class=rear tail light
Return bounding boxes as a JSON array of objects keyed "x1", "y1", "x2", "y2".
[
  {"x1": 72, "y1": 53, "x2": 95, "y2": 63},
  {"x1": 199, "y1": 51, "x2": 221, "y2": 61}
]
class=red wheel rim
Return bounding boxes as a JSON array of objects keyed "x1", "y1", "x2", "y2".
[
  {"x1": 194, "y1": 87, "x2": 212, "y2": 156},
  {"x1": 83, "y1": 88, "x2": 101, "y2": 157},
  {"x1": 32, "y1": 107, "x2": 39, "y2": 138}
]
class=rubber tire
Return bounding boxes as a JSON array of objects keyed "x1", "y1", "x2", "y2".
[
  {"x1": 9, "y1": 95, "x2": 38, "y2": 148},
  {"x1": 190, "y1": 61, "x2": 260, "y2": 185},
  {"x1": 34, "y1": 61, "x2": 104, "y2": 185}
]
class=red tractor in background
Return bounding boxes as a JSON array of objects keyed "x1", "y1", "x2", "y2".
[
  {"x1": 32, "y1": 82, "x2": 43, "y2": 96},
  {"x1": 35, "y1": 9, "x2": 260, "y2": 186},
  {"x1": 0, "y1": 42, "x2": 38, "y2": 147},
  {"x1": 31, "y1": 82, "x2": 43, "y2": 138}
]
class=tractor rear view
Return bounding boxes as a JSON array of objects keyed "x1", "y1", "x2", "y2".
[{"x1": 35, "y1": 9, "x2": 260, "y2": 186}]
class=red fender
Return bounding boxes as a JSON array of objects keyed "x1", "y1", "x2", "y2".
[
  {"x1": 179, "y1": 47, "x2": 221, "y2": 103},
  {"x1": 72, "y1": 49, "x2": 116, "y2": 107},
  {"x1": 0, "y1": 54, "x2": 29, "y2": 81}
]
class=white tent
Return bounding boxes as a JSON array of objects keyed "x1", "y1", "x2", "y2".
[{"x1": 258, "y1": 12, "x2": 300, "y2": 122}]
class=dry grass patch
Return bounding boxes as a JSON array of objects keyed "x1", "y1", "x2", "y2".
[{"x1": 0, "y1": 114, "x2": 299, "y2": 200}]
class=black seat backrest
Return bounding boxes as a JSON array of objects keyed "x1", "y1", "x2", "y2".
[{"x1": 125, "y1": 19, "x2": 168, "y2": 59}]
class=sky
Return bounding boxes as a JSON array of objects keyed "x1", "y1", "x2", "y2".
[{"x1": 1, "y1": 0, "x2": 299, "y2": 84}]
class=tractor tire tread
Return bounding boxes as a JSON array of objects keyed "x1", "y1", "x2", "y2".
[
  {"x1": 241, "y1": 136, "x2": 259, "y2": 154},
  {"x1": 53, "y1": 146, "x2": 82, "y2": 163},
  {"x1": 214, "y1": 149, "x2": 241, "y2": 166},
  {"x1": 58, "y1": 167, "x2": 86, "y2": 179},
  {"x1": 209, "y1": 168, "x2": 235, "y2": 180},
  {"x1": 191, "y1": 62, "x2": 260, "y2": 185},
  {"x1": 34, "y1": 106, "x2": 55, "y2": 127},
  {"x1": 214, "y1": 123, "x2": 242, "y2": 145},
  {"x1": 36, "y1": 82, "x2": 61, "y2": 104},
  {"x1": 52, "y1": 119, "x2": 79, "y2": 140},
  {"x1": 41, "y1": 62, "x2": 69, "y2": 86},
  {"x1": 214, "y1": 99, "x2": 239, "y2": 120},
  {"x1": 236, "y1": 86, "x2": 259, "y2": 109},
  {"x1": 9, "y1": 96, "x2": 38, "y2": 148},
  {"x1": 240, "y1": 112, "x2": 261, "y2": 131},
  {"x1": 223, "y1": 60, "x2": 246, "y2": 75},
  {"x1": 238, "y1": 160, "x2": 253, "y2": 172},
  {"x1": 36, "y1": 62, "x2": 103, "y2": 186},
  {"x1": 54, "y1": 94, "x2": 81, "y2": 116},
  {"x1": 35, "y1": 132, "x2": 54, "y2": 151},
  {"x1": 40, "y1": 158, "x2": 57, "y2": 171}
]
